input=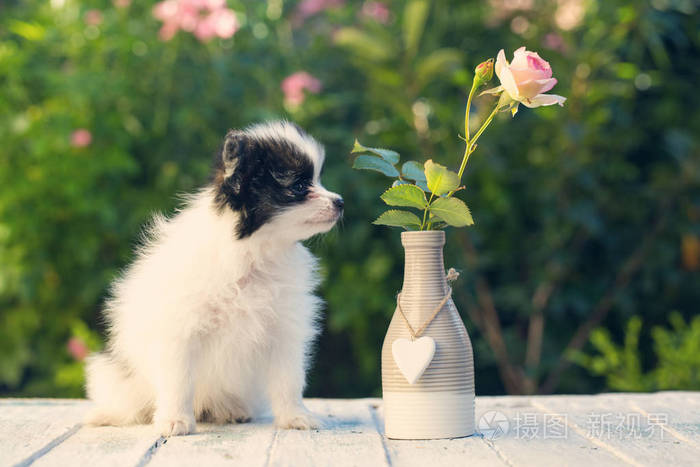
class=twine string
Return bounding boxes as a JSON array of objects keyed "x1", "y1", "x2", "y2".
[{"x1": 396, "y1": 268, "x2": 460, "y2": 340}]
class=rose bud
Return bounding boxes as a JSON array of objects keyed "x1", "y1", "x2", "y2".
[{"x1": 474, "y1": 58, "x2": 494, "y2": 87}]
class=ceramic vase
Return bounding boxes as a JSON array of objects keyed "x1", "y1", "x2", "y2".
[{"x1": 381, "y1": 230, "x2": 475, "y2": 439}]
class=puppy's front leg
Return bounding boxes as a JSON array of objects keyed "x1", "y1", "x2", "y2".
[
  {"x1": 266, "y1": 339, "x2": 319, "y2": 430},
  {"x1": 153, "y1": 340, "x2": 197, "y2": 436}
]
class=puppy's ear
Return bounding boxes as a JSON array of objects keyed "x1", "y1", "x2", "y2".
[{"x1": 221, "y1": 130, "x2": 251, "y2": 176}]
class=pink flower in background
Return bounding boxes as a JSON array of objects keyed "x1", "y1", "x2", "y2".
[
  {"x1": 67, "y1": 337, "x2": 88, "y2": 361},
  {"x1": 543, "y1": 32, "x2": 565, "y2": 52},
  {"x1": 84, "y1": 9, "x2": 104, "y2": 26},
  {"x1": 152, "y1": 0, "x2": 239, "y2": 42},
  {"x1": 360, "y1": 2, "x2": 390, "y2": 24},
  {"x1": 293, "y1": 0, "x2": 345, "y2": 25},
  {"x1": 70, "y1": 129, "x2": 92, "y2": 147},
  {"x1": 194, "y1": 8, "x2": 239, "y2": 41},
  {"x1": 281, "y1": 72, "x2": 322, "y2": 107},
  {"x1": 493, "y1": 47, "x2": 566, "y2": 108},
  {"x1": 113, "y1": 0, "x2": 131, "y2": 8}
]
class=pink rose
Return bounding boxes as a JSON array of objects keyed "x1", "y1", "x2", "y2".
[
  {"x1": 67, "y1": 337, "x2": 88, "y2": 361},
  {"x1": 494, "y1": 47, "x2": 566, "y2": 108},
  {"x1": 281, "y1": 72, "x2": 322, "y2": 107},
  {"x1": 70, "y1": 129, "x2": 92, "y2": 147},
  {"x1": 153, "y1": 0, "x2": 239, "y2": 42}
]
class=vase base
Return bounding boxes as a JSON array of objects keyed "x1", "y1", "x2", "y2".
[{"x1": 383, "y1": 390, "x2": 475, "y2": 440}]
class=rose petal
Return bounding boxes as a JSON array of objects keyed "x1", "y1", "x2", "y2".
[
  {"x1": 510, "y1": 46, "x2": 528, "y2": 68},
  {"x1": 512, "y1": 79, "x2": 543, "y2": 99},
  {"x1": 499, "y1": 66, "x2": 521, "y2": 100},
  {"x1": 509, "y1": 66, "x2": 548, "y2": 85},
  {"x1": 494, "y1": 49, "x2": 508, "y2": 83},
  {"x1": 521, "y1": 93, "x2": 567, "y2": 108},
  {"x1": 537, "y1": 77, "x2": 557, "y2": 94},
  {"x1": 496, "y1": 51, "x2": 520, "y2": 100}
]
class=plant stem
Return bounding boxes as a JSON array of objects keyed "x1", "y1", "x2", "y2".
[
  {"x1": 448, "y1": 102, "x2": 500, "y2": 198},
  {"x1": 454, "y1": 82, "x2": 477, "y2": 181},
  {"x1": 466, "y1": 104, "x2": 499, "y2": 157},
  {"x1": 421, "y1": 193, "x2": 435, "y2": 230},
  {"x1": 464, "y1": 80, "x2": 477, "y2": 142}
]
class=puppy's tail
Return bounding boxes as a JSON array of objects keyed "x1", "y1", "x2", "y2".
[{"x1": 85, "y1": 352, "x2": 153, "y2": 426}]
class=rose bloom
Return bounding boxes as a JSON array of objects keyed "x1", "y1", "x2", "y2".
[
  {"x1": 70, "y1": 128, "x2": 92, "y2": 147},
  {"x1": 281, "y1": 71, "x2": 322, "y2": 107},
  {"x1": 492, "y1": 47, "x2": 566, "y2": 108}
]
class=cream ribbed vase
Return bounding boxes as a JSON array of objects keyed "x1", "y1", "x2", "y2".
[{"x1": 381, "y1": 231, "x2": 475, "y2": 439}]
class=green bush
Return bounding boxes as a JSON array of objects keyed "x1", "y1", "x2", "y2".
[
  {"x1": 573, "y1": 313, "x2": 700, "y2": 391},
  {"x1": 0, "y1": 0, "x2": 698, "y2": 398}
]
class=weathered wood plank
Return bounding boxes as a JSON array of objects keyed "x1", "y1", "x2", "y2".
[
  {"x1": 2, "y1": 394, "x2": 699, "y2": 467},
  {"x1": 266, "y1": 398, "x2": 389, "y2": 467},
  {"x1": 617, "y1": 392, "x2": 700, "y2": 448},
  {"x1": 476, "y1": 395, "x2": 625, "y2": 467},
  {"x1": 0, "y1": 399, "x2": 89, "y2": 467},
  {"x1": 532, "y1": 394, "x2": 700, "y2": 466},
  {"x1": 32, "y1": 424, "x2": 161, "y2": 467},
  {"x1": 147, "y1": 419, "x2": 275, "y2": 467},
  {"x1": 374, "y1": 401, "x2": 506, "y2": 466}
]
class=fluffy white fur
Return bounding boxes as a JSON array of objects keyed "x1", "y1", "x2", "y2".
[{"x1": 85, "y1": 122, "x2": 340, "y2": 436}]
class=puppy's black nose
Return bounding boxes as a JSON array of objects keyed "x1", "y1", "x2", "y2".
[{"x1": 333, "y1": 197, "x2": 344, "y2": 211}]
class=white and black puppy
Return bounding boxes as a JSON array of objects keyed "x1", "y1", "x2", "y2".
[{"x1": 85, "y1": 121, "x2": 342, "y2": 436}]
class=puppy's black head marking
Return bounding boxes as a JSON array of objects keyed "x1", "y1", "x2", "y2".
[{"x1": 212, "y1": 124, "x2": 316, "y2": 239}]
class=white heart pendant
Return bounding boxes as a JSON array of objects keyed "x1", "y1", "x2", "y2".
[{"x1": 392, "y1": 336, "x2": 436, "y2": 385}]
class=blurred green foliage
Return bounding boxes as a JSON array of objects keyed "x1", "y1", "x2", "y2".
[
  {"x1": 573, "y1": 313, "x2": 700, "y2": 391},
  {"x1": 0, "y1": 0, "x2": 698, "y2": 398}
]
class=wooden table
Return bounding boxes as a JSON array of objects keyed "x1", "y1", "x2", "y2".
[{"x1": 2, "y1": 392, "x2": 699, "y2": 466}]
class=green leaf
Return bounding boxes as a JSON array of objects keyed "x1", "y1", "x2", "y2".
[
  {"x1": 334, "y1": 28, "x2": 394, "y2": 62},
  {"x1": 373, "y1": 210, "x2": 422, "y2": 229},
  {"x1": 415, "y1": 48, "x2": 463, "y2": 87},
  {"x1": 381, "y1": 184, "x2": 427, "y2": 209},
  {"x1": 401, "y1": 161, "x2": 427, "y2": 182},
  {"x1": 352, "y1": 155, "x2": 400, "y2": 177},
  {"x1": 352, "y1": 140, "x2": 400, "y2": 165},
  {"x1": 424, "y1": 159, "x2": 459, "y2": 196},
  {"x1": 429, "y1": 197, "x2": 474, "y2": 227},
  {"x1": 8, "y1": 20, "x2": 45, "y2": 41},
  {"x1": 403, "y1": 0, "x2": 429, "y2": 57}
]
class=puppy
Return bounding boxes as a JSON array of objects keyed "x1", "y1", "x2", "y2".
[{"x1": 85, "y1": 121, "x2": 343, "y2": 436}]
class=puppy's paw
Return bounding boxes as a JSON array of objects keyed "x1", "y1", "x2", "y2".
[
  {"x1": 275, "y1": 410, "x2": 320, "y2": 430},
  {"x1": 155, "y1": 416, "x2": 196, "y2": 437}
]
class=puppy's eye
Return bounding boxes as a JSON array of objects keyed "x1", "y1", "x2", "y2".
[{"x1": 291, "y1": 181, "x2": 307, "y2": 194}]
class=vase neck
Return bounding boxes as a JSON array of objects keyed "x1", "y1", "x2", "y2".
[{"x1": 400, "y1": 232, "x2": 449, "y2": 315}]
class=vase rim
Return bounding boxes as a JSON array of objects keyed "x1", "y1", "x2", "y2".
[{"x1": 400, "y1": 230, "x2": 445, "y2": 247}]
